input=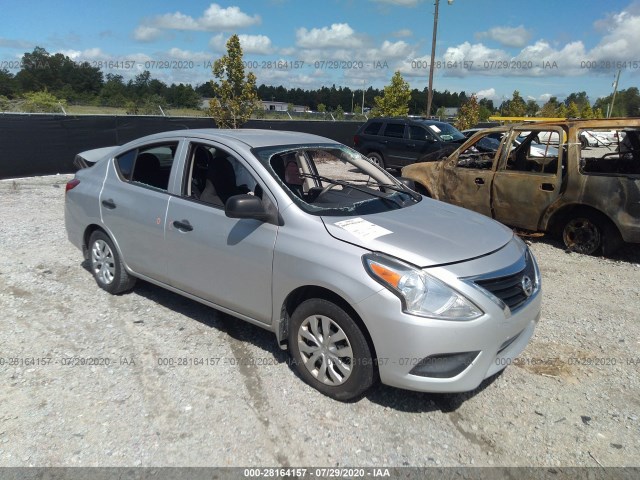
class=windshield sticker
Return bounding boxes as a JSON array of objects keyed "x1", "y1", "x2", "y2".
[
  {"x1": 334, "y1": 218, "x2": 392, "y2": 241},
  {"x1": 428, "y1": 125, "x2": 441, "y2": 133}
]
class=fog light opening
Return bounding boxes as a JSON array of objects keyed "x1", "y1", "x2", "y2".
[{"x1": 409, "y1": 351, "x2": 480, "y2": 378}]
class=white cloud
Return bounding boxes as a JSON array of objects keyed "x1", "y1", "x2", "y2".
[
  {"x1": 166, "y1": 48, "x2": 212, "y2": 62},
  {"x1": 209, "y1": 34, "x2": 274, "y2": 55},
  {"x1": 392, "y1": 29, "x2": 413, "y2": 38},
  {"x1": 134, "y1": 3, "x2": 260, "y2": 41},
  {"x1": 440, "y1": 3, "x2": 640, "y2": 79},
  {"x1": 476, "y1": 88, "x2": 497, "y2": 101},
  {"x1": 133, "y1": 25, "x2": 163, "y2": 42},
  {"x1": 296, "y1": 23, "x2": 365, "y2": 49},
  {"x1": 59, "y1": 48, "x2": 109, "y2": 61},
  {"x1": 476, "y1": 25, "x2": 532, "y2": 48},
  {"x1": 590, "y1": 8, "x2": 640, "y2": 61},
  {"x1": 538, "y1": 93, "x2": 553, "y2": 103},
  {"x1": 237, "y1": 34, "x2": 274, "y2": 55}
]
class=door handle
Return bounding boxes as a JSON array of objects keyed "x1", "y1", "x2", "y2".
[
  {"x1": 540, "y1": 183, "x2": 555, "y2": 191},
  {"x1": 407, "y1": 143, "x2": 416, "y2": 148},
  {"x1": 101, "y1": 199, "x2": 116, "y2": 209},
  {"x1": 173, "y1": 220, "x2": 193, "y2": 232},
  {"x1": 474, "y1": 178, "x2": 485, "y2": 185}
]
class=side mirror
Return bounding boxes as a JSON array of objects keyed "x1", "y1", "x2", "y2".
[
  {"x1": 397, "y1": 177, "x2": 416, "y2": 191},
  {"x1": 225, "y1": 194, "x2": 271, "y2": 222}
]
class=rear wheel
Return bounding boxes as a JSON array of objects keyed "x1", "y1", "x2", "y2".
[
  {"x1": 288, "y1": 299, "x2": 374, "y2": 401},
  {"x1": 561, "y1": 213, "x2": 622, "y2": 256},
  {"x1": 88, "y1": 230, "x2": 136, "y2": 294},
  {"x1": 367, "y1": 152, "x2": 385, "y2": 169}
]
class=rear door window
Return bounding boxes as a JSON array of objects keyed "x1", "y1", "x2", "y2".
[
  {"x1": 383, "y1": 123, "x2": 405, "y2": 139},
  {"x1": 115, "y1": 142, "x2": 178, "y2": 191}
]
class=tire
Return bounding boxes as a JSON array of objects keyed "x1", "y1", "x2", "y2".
[
  {"x1": 367, "y1": 152, "x2": 385, "y2": 169},
  {"x1": 288, "y1": 299, "x2": 375, "y2": 401},
  {"x1": 561, "y1": 213, "x2": 621, "y2": 256},
  {"x1": 88, "y1": 230, "x2": 136, "y2": 294}
]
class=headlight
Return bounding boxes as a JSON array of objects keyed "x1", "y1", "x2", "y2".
[{"x1": 363, "y1": 253, "x2": 483, "y2": 320}]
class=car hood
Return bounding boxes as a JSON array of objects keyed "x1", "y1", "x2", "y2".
[{"x1": 321, "y1": 199, "x2": 513, "y2": 268}]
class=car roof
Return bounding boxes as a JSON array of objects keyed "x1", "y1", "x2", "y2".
[{"x1": 122, "y1": 128, "x2": 335, "y2": 149}]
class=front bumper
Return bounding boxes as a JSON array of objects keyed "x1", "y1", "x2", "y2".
[{"x1": 356, "y1": 240, "x2": 542, "y2": 393}]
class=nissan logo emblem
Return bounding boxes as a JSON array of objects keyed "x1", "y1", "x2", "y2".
[{"x1": 521, "y1": 275, "x2": 534, "y2": 297}]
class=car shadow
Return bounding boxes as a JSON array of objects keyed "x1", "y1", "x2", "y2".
[
  {"x1": 82, "y1": 261, "x2": 507, "y2": 412},
  {"x1": 130, "y1": 279, "x2": 290, "y2": 364},
  {"x1": 363, "y1": 371, "x2": 503, "y2": 413},
  {"x1": 522, "y1": 233, "x2": 640, "y2": 264}
]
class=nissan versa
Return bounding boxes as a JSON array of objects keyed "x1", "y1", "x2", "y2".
[{"x1": 64, "y1": 129, "x2": 542, "y2": 400}]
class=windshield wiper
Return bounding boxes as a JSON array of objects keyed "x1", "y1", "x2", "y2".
[
  {"x1": 366, "y1": 182, "x2": 421, "y2": 201},
  {"x1": 300, "y1": 173, "x2": 404, "y2": 208}
]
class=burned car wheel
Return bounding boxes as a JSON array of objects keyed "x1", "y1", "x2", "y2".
[
  {"x1": 88, "y1": 230, "x2": 136, "y2": 294},
  {"x1": 562, "y1": 215, "x2": 604, "y2": 255},
  {"x1": 289, "y1": 299, "x2": 375, "y2": 401}
]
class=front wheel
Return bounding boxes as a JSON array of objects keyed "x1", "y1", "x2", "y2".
[
  {"x1": 88, "y1": 230, "x2": 136, "y2": 294},
  {"x1": 288, "y1": 299, "x2": 375, "y2": 401}
]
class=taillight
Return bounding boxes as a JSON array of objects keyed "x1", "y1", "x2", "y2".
[
  {"x1": 65, "y1": 178, "x2": 80, "y2": 193},
  {"x1": 354, "y1": 134, "x2": 360, "y2": 146}
]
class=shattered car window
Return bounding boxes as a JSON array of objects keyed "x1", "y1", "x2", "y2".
[
  {"x1": 253, "y1": 144, "x2": 420, "y2": 216},
  {"x1": 579, "y1": 128, "x2": 640, "y2": 176},
  {"x1": 505, "y1": 130, "x2": 561, "y2": 174},
  {"x1": 456, "y1": 134, "x2": 501, "y2": 170}
]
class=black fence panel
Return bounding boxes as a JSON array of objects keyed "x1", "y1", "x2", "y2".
[{"x1": 0, "y1": 114, "x2": 363, "y2": 179}]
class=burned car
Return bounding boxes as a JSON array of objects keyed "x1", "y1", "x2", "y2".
[{"x1": 402, "y1": 119, "x2": 640, "y2": 255}]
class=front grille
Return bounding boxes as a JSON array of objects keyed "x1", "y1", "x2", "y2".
[{"x1": 475, "y1": 252, "x2": 537, "y2": 311}]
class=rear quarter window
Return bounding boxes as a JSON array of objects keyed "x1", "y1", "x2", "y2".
[
  {"x1": 115, "y1": 150, "x2": 136, "y2": 180},
  {"x1": 363, "y1": 122, "x2": 383, "y2": 135}
]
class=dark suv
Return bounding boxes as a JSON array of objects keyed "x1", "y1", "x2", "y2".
[{"x1": 353, "y1": 117, "x2": 466, "y2": 169}]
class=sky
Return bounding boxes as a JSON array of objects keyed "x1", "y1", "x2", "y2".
[{"x1": 1, "y1": 0, "x2": 639, "y2": 106}]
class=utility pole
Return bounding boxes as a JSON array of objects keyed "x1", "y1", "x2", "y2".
[
  {"x1": 608, "y1": 69, "x2": 621, "y2": 118},
  {"x1": 426, "y1": 0, "x2": 452, "y2": 117}
]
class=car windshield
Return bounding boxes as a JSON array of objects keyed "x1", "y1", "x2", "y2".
[
  {"x1": 253, "y1": 143, "x2": 420, "y2": 216},
  {"x1": 422, "y1": 122, "x2": 466, "y2": 142}
]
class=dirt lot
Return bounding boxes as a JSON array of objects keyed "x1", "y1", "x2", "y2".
[{"x1": 0, "y1": 174, "x2": 639, "y2": 468}]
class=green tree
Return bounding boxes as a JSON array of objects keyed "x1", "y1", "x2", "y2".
[
  {"x1": 526, "y1": 100, "x2": 539, "y2": 117},
  {"x1": 0, "y1": 68, "x2": 17, "y2": 98},
  {"x1": 334, "y1": 104, "x2": 345, "y2": 120},
  {"x1": 208, "y1": 34, "x2": 259, "y2": 128},
  {"x1": 371, "y1": 71, "x2": 411, "y2": 117},
  {"x1": 580, "y1": 103, "x2": 594, "y2": 119},
  {"x1": 317, "y1": 103, "x2": 326, "y2": 113},
  {"x1": 435, "y1": 106, "x2": 446, "y2": 119},
  {"x1": 564, "y1": 91, "x2": 590, "y2": 110},
  {"x1": 455, "y1": 94, "x2": 480, "y2": 131},
  {"x1": 22, "y1": 90, "x2": 66, "y2": 113},
  {"x1": 566, "y1": 101, "x2": 580, "y2": 118},
  {"x1": 539, "y1": 97, "x2": 560, "y2": 117},
  {"x1": 502, "y1": 90, "x2": 527, "y2": 117},
  {"x1": 556, "y1": 103, "x2": 567, "y2": 118}
]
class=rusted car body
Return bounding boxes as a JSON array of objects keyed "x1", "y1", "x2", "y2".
[{"x1": 402, "y1": 119, "x2": 640, "y2": 255}]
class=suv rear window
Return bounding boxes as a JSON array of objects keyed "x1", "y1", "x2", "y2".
[
  {"x1": 364, "y1": 122, "x2": 383, "y2": 135},
  {"x1": 383, "y1": 123, "x2": 405, "y2": 138}
]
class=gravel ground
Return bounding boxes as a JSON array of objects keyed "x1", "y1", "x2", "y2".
[{"x1": 0, "y1": 174, "x2": 639, "y2": 468}]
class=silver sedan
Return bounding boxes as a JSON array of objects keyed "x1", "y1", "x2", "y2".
[{"x1": 65, "y1": 129, "x2": 541, "y2": 400}]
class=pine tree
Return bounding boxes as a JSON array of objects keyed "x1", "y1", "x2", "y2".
[
  {"x1": 208, "y1": 34, "x2": 259, "y2": 128},
  {"x1": 455, "y1": 94, "x2": 480, "y2": 131},
  {"x1": 371, "y1": 71, "x2": 411, "y2": 117}
]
